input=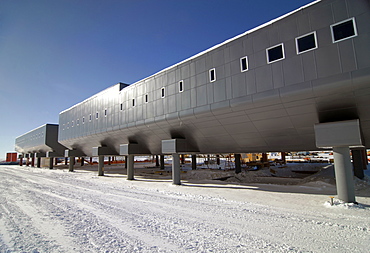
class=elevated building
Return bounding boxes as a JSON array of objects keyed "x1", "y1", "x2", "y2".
[
  {"x1": 16, "y1": 0, "x2": 370, "y2": 202},
  {"x1": 15, "y1": 124, "x2": 66, "y2": 168}
]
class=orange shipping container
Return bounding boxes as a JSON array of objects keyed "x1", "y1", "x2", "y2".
[{"x1": 6, "y1": 152, "x2": 17, "y2": 162}]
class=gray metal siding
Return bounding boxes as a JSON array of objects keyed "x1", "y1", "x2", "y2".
[
  {"x1": 57, "y1": 0, "x2": 370, "y2": 155},
  {"x1": 15, "y1": 124, "x2": 65, "y2": 154}
]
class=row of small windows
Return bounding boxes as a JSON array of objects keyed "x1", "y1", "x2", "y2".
[
  {"x1": 266, "y1": 17, "x2": 356, "y2": 64},
  {"x1": 25, "y1": 132, "x2": 44, "y2": 141},
  {"x1": 63, "y1": 18, "x2": 357, "y2": 130}
]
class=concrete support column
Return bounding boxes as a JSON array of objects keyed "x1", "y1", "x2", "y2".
[
  {"x1": 49, "y1": 157, "x2": 54, "y2": 169},
  {"x1": 69, "y1": 156, "x2": 75, "y2": 172},
  {"x1": 98, "y1": 155, "x2": 104, "y2": 176},
  {"x1": 235, "y1": 154, "x2": 241, "y2": 174},
  {"x1": 160, "y1": 155, "x2": 165, "y2": 170},
  {"x1": 352, "y1": 149, "x2": 365, "y2": 179},
  {"x1": 192, "y1": 154, "x2": 197, "y2": 170},
  {"x1": 31, "y1": 156, "x2": 35, "y2": 167},
  {"x1": 333, "y1": 146, "x2": 356, "y2": 203},
  {"x1": 125, "y1": 156, "x2": 128, "y2": 169},
  {"x1": 172, "y1": 153, "x2": 181, "y2": 185},
  {"x1": 127, "y1": 154, "x2": 134, "y2": 180}
]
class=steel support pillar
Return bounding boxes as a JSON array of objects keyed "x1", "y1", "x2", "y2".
[
  {"x1": 192, "y1": 154, "x2": 197, "y2": 170},
  {"x1": 37, "y1": 157, "x2": 41, "y2": 168},
  {"x1": 49, "y1": 157, "x2": 54, "y2": 169},
  {"x1": 160, "y1": 155, "x2": 165, "y2": 170},
  {"x1": 69, "y1": 156, "x2": 75, "y2": 172},
  {"x1": 235, "y1": 154, "x2": 241, "y2": 174},
  {"x1": 363, "y1": 149, "x2": 368, "y2": 165},
  {"x1": 155, "y1": 155, "x2": 160, "y2": 167},
  {"x1": 98, "y1": 155, "x2": 104, "y2": 176},
  {"x1": 333, "y1": 146, "x2": 356, "y2": 203},
  {"x1": 172, "y1": 153, "x2": 181, "y2": 185},
  {"x1": 352, "y1": 149, "x2": 365, "y2": 179},
  {"x1": 127, "y1": 154, "x2": 134, "y2": 180},
  {"x1": 281, "y1": 152, "x2": 286, "y2": 164}
]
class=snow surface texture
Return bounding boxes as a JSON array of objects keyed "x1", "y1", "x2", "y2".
[{"x1": 0, "y1": 165, "x2": 369, "y2": 252}]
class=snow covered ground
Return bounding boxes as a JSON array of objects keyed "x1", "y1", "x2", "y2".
[{"x1": 0, "y1": 165, "x2": 369, "y2": 252}]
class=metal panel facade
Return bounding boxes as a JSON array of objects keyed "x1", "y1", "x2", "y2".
[
  {"x1": 15, "y1": 124, "x2": 65, "y2": 155},
  {"x1": 58, "y1": 0, "x2": 370, "y2": 156}
]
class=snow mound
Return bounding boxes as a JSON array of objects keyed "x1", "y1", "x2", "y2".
[{"x1": 324, "y1": 198, "x2": 369, "y2": 210}]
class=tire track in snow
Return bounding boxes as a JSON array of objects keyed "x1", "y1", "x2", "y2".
[{"x1": 1, "y1": 166, "x2": 369, "y2": 252}]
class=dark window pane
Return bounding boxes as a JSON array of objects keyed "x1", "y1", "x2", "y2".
[
  {"x1": 268, "y1": 45, "x2": 283, "y2": 62},
  {"x1": 297, "y1": 33, "x2": 316, "y2": 53},
  {"x1": 333, "y1": 20, "x2": 355, "y2": 41},
  {"x1": 241, "y1": 57, "x2": 248, "y2": 71},
  {"x1": 179, "y1": 81, "x2": 183, "y2": 92},
  {"x1": 210, "y1": 69, "x2": 215, "y2": 81}
]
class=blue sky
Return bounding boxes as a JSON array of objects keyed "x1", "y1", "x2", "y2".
[{"x1": 0, "y1": 0, "x2": 314, "y2": 160}]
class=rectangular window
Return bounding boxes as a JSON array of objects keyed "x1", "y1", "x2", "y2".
[
  {"x1": 145, "y1": 94, "x2": 148, "y2": 103},
  {"x1": 120, "y1": 103, "x2": 123, "y2": 111},
  {"x1": 77, "y1": 119, "x2": 79, "y2": 125},
  {"x1": 240, "y1": 56, "x2": 248, "y2": 72},
  {"x1": 104, "y1": 109, "x2": 107, "y2": 117},
  {"x1": 89, "y1": 114, "x2": 92, "y2": 121},
  {"x1": 296, "y1": 32, "x2": 317, "y2": 54},
  {"x1": 161, "y1": 87, "x2": 165, "y2": 98},
  {"x1": 179, "y1": 80, "x2": 184, "y2": 92},
  {"x1": 331, "y1": 18, "x2": 357, "y2": 43},
  {"x1": 267, "y1": 43, "x2": 285, "y2": 63},
  {"x1": 82, "y1": 117, "x2": 85, "y2": 124},
  {"x1": 96, "y1": 112, "x2": 99, "y2": 119},
  {"x1": 209, "y1": 68, "x2": 216, "y2": 82},
  {"x1": 71, "y1": 121, "x2": 74, "y2": 127},
  {"x1": 132, "y1": 98, "x2": 135, "y2": 107}
]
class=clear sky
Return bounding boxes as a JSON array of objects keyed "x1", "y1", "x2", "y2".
[{"x1": 0, "y1": 0, "x2": 314, "y2": 160}]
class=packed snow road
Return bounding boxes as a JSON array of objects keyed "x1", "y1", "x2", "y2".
[{"x1": 0, "y1": 166, "x2": 369, "y2": 252}]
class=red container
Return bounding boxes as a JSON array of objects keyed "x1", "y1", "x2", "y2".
[{"x1": 6, "y1": 153, "x2": 17, "y2": 162}]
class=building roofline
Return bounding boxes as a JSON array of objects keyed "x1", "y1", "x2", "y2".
[{"x1": 60, "y1": 0, "x2": 320, "y2": 114}]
